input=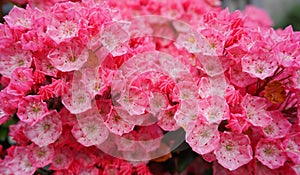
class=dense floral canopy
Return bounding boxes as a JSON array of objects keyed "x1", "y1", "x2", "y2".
[{"x1": 0, "y1": 0, "x2": 299, "y2": 174}]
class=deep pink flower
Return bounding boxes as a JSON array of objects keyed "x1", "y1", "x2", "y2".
[{"x1": 38, "y1": 85, "x2": 55, "y2": 100}]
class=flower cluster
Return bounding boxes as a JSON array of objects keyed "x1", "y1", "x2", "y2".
[{"x1": 0, "y1": 0, "x2": 299, "y2": 174}]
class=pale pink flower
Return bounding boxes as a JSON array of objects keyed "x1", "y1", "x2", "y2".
[
  {"x1": 242, "y1": 49, "x2": 278, "y2": 80},
  {"x1": 104, "y1": 107, "x2": 135, "y2": 136},
  {"x1": 4, "y1": 6, "x2": 32, "y2": 30},
  {"x1": 61, "y1": 81, "x2": 92, "y2": 114},
  {"x1": 199, "y1": 96, "x2": 229, "y2": 124},
  {"x1": 255, "y1": 139, "x2": 287, "y2": 169},
  {"x1": 17, "y1": 95, "x2": 48, "y2": 125},
  {"x1": 241, "y1": 94, "x2": 272, "y2": 127},
  {"x1": 214, "y1": 132, "x2": 253, "y2": 171},
  {"x1": 5, "y1": 146, "x2": 37, "y2": 175},
  {"x1": 74, "y1": 107, "x2": 109, "y2": 145},
  {"x1": 47, "y1": 40, "x2": 89, "y2": 72},
  {"x1": 157, "y1": 104, "x2": 180, "y2": 131},
  {"x1": 186, "y1": 120, "x2": 220, "y2": 155},
  {"x1": 283, "y1": 133, "x2": 300, "y2": 164},
  {"x1": 50, "y1": 146, "x2": 73, "y2": 170},
  {"x1": 28, "y1": 144, "x2": 54, "y2": 167},
  {"x1": 23, "y1": 110, "x2": 62, "y2": 147},
  {"x1": 7, "y1": 67, "x2": 34, "y2": 95},
  {"x1": 261, "y1": 110, "x2": 292, "y2": 139}
]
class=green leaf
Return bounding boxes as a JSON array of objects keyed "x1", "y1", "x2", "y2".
[{"x1": 0, "y1": 127, "x2": 8, "y2": 142}]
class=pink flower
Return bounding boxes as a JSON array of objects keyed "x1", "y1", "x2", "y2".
[
  {"x1": 61, "y1": 81, "x2": 92, "y2": 114},
  {"x1": 157, "y1": 104, "x2": 180, "y2": 131},
  {"x1": 226, "y1": 113, "x2": 250, "y2": 133},
  {"x1": 261, "y1": 110, "x2": 292, "y2": 139},
  {"x1": 104, "y1": 107, "x2": 135, "y2": 136},
  {"x1": 243, "y1": 5, "x2": 273, "y2": 28},
  {"x1": 155, "y1": 75, "x2": 175, "y2": 94},
  {"x1": 5, "y1": 146, "x2": 37, "y2": 175},
  {"x1": 50, "y1": 146, "x2": 74, "y2": 170},
  {"x1": 174, "y1": 99, "x2": 201, "y2": 127},
  {"x1": 214, "y1": 132, "x2": 253, "y2": 171},
  {"x1": 100, "y1": 21, "x2": 130, "y2": 56},
  {"x1": 17, "y1": 95, "x2": 48, "y2": 125},
  {"x1": 0, "y1": 89, "x2": 20, "y2": 115},
  {"x1": 242, "y1": 48, "x2": 278, "y2": 80},
  {"x1": 34, "y1": 52, "x2": 58, "y2": 77},
  {"x1": 28, "y1": 144, "x2": 54, "y2": 168},
  {"x1": 186, "y1": 119, "x2": 220, "y2": 155},
  {"x1": 148, "y1": 92, "x2": 168, "y2": 115},
  {"x1": 9, "y1": 122, "x2": 30, "y2": 145},
  {"x1": 23, "y1": 110, "x2": 62, "y2": 147},
  {"x1": 47, "y1": 39, "x2": 89, "y2": 72},
  {"x1": 0, "y1": 0, "x2": 299, "y2": 173},
  {"x1": 73, "y1": 107, "x2": 109, "y2": 146},
  {"x1": 276, "y1": 41, "x2": 300, "y2": 68},
  {"x1": 20, "y1": 30, "x2": 45, "y2": 52},
  {"x1": 0, "y1": 43, "x2": 32, "y2": 78},
  {"x1": 229, "y1": 64, "x2": 257, "y2": 88},
  {"x1": 0, "y1": 23, "x2": 18, "y2": 49},
  {"x1": 51, "y1": 79, "x2": 68, "y2": 97},
  {"x1": 199, "y1": 96, "x2": 229, "y2": 124},
  {"x1": 0, "y1": 109, "x2": 9, "y2": 125},
  {"x1": 241, "y1": 94, "x2": 272, "y2": 127},
  {"x1": 255, "y1": 139, "x2": 287, "y2": 169},
  {"x1": 283, "y1": 133, "x2": 300, "y2": 164},
  {"x1": 4, "y1": 6, "x2": 32, "y2": 30},
  {"x1": 46, "y1": 2, "x2": 85, "y2": 44},
  {"x1": 7, "y1": 67, "x2": 34, "y2": 95},
  {"x1": 225, "y1": 89, "x2": 243, "y2": 107},
  {"x1": 291, "y1": 68, "x2": 300, "y2": 89}
]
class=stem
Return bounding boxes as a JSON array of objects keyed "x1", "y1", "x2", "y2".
[
  {"x1": 277, "y1": 75, "x2": 292, "y2": 82},
  {"x1": 93, "y1": 45, "x2": 103, "y2": 53},
  {"x1": 279, "y1": 91, "x2": 291, "y2": 110}
]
